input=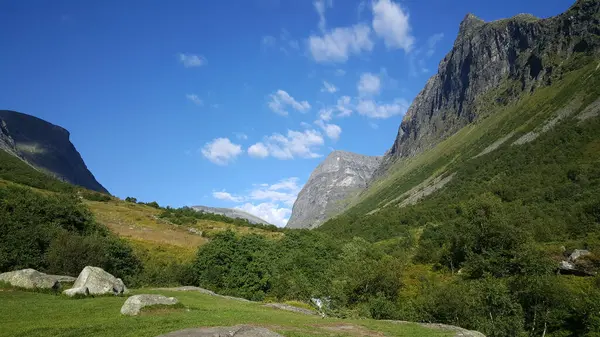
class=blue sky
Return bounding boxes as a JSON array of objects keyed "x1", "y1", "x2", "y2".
[{"x1": 0, "y1": 0, "x2": 573, "y2": 226}]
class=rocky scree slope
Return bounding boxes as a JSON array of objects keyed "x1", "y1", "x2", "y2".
[
  {"x1": 376, "y1": 0, "x2": 600, "y2": 175},
  {"x1": 287, "y1": 151, "x2": 381, "y2": 229},
  {"x1": 0, "y1": 110, "x2": 108, "y2": 193}
]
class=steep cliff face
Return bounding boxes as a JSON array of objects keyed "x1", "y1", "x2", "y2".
[
  {"x1": 378, "y1": 0, "x2": 600, "y2": 173},
  {"x1": 0, "y1": 110, "x2": 108, "y2": 193},
  {"x1": 287, "y1": 151, "x2": 381, "y2": 229}
]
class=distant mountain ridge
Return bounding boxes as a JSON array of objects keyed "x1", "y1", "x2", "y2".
[
  {"x1": 0, "y1": 110, "x2": 108, "y2": 193},
  {"x1": 191, "y1": 205, "x2": 272, "y2": 226},
  {"x1": 286, "y1": 151, "x2": 381, "y2": 229}
]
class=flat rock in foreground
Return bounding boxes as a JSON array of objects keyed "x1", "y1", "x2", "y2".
[
  {"x1": 156, "y1": 325, "x2": 283, "y2": 337},
  {"x1": 121, "y1": 294, "x2": 179, "y2": 316},
  {"x1": 0, "y1": 269, "x2": 61, "y2": 290}
]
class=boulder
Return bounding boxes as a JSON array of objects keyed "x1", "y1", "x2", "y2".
[
  {"x1": 63, "y1": 286, "x2": 90, "y2": 297},
  {"x1": 0, "y1": 269, "x2": 60, "y2": 290},
  {"x1": 121, "y1": 294, "x2": 179, "y2": 316},
  {"x1": 67, "y1": 266, "x2": 126, "y2": 295},
  {"x1": 156, "y1": 325, "x2": 284, "y2": 337},
  {"x1": 569, "y1": 249, "x2": 591, "y2": 262}
]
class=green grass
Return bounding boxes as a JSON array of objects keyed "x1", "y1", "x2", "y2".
[{"x1": 0, "y1": 289, "x2": 453, "y2": 337}]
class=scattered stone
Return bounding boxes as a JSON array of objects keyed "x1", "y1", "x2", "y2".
[
  {"x1": 263, "y1": 303, "x2": 316, "y2": 316},
  {"x1": 121, "y1": 294, "x2": 179, "y2": 316},
  {"x1": 0, "y1": 269, "x2": 60, "y2": 290},
  {"x1": 63, "y1": 286, "x2": 89, "y2": 297},
  {"x1": 156, "y1": 325, "x2": 283, "y2": 337},
  {"x1": 569, "y1": 249, "x2": 591, "y2": 262},
  {"x1": 66, "y1": 266, "x2": 127, "y2": 295}
]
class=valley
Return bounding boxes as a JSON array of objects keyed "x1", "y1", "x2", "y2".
[{"x1": 1, "y1": 0, "x2": 600, "y2": 336}]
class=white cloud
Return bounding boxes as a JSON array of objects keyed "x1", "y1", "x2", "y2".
[
  {"x1": 201, "y1": 138, "x2": 242, "y2": 165},
  {"x1": 248, "y1": 143, "x2": 269, "y2": 158},
  {"x1": 179, "y1": 53, "x2": 207, "y2": 67},
  {"x1": 321, "y1": 81, "x2": 338, "y2": 93},
  {"x1": 251, "y1": 129, "x2": 324, "y2": 159},
  {"x1": 186, "y1": 94, "x2": 203, "y2": 106},
  {"x1": 236, "y1": 202, "x2": 292, "y2": 227},
  {"x1": 319, "y1": 108, "x2": 334, "y2": 121},
  {"x1": 314, "y1": 0, "x2": 332, "y2": 33},
  {"x1": 213, "y1": 191, "x2": 244, "y2": 202},
  {"x1": 337, "y1": 96, "x2": 353, "y2": 117},
  {"x1": 268, "y1": 90, "x2": 311, "y2": 116},
  {"x1": 300, "y1": 121, "x2": 312, "y2": 128},
  {"x1": 213, "y1": 177, "x2": 303, "y2": 227},
  {"x1": 358, "y1": 72, "x2": 381, "y2": 96},
  {"x1": 315, "y1": 120, "x2": 342, "y2": 141},
  {"x1": 356, "y1": 99, "x2": 409, "y2": 119},
  {"x1": 308, "y1": 24, "x2": 373, "y2": 63},
  {"x1": 372, "y1": 0, "x2": 414, "y2": 52}
]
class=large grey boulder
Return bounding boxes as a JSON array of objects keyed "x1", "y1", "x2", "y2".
[
  {"x1": 67, "y1": 266, "x2": 126, "y2": 295},
  {"x1": 49, "y1": 275, "x2": 77, "y2": 283},
  {"x1": 0, "y1": 269, "x2": 60, "y2": 290},
  {"x1": 156, "y1": 325, "x2": 284, "y2": 337},
  {"x1": 121, "y1": 294, "x2": 179, "y2": 316}
]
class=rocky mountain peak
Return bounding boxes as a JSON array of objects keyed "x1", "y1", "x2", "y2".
[
  {"x1": 376, "y1": 0, "x2": 600, "y2": 176},
  {"x1": 0, "y1": 110, "x2": 108, "y2": 193},
  {"x1": 286, "y1": 151, "x2": 381, "y2": 229},
  {"x1": 459, "y1": 13, "x2": 485, "y2": 34}
]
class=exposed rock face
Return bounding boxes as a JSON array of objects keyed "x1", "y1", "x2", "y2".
[
  {"x1": 191, "y1": 205, "x2": 271, "y2": 225},
  {"x1": 0, "y1": 269, "x2": 61, "y2": 290},
  {"x1": 63, "y1": 287, "x2": 90, "y2": 297},
  {"x1": 287, "y1": 151, "x2": 381, "y2": 229},
  {"x1": 0, "y1": 110, "x2": 108, "y2": 193},
  {"x1": 156, "y1": 325, "x2": 284, "y2": 337},
  {"x1": 121, "y1": 294, "x2": 179, "y2": 316},
  {"x1": 66, "y1": 266, "x2": 126, "y2": 295},
  {"x1": 378, "y1": 0, "x2": 600, "y2": 174}
]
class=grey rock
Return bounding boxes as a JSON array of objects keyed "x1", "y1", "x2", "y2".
[
  {"x1": 66, "y1": 266, "x2": 127, "y2": 295},
  {"x1": 377, "y1": 0, "x2": 600, "y2": 176},
  {"x1": 559, "y1": 260, "x2": 576, "y2": 271},
  {"x1": 0, "y1": 269, "x2": 60, "y2": 290},
  {"x1": 190, "y1": 206, "x2": 271, "y2": 225},
  {"x1": 569, "y1": 249, "x2": 591, "y2": 261},
  {"x1": 121, "y1": 294, "x2": 179, "y2": 316},
  {"x1": 0, "y1": 110, "x2": 108, "y2": 193},
  {"x1": 263, "y1": 303, "x2": 316, "y2": 315},
  {"x1": 287, "y1": 150, "x2": 381, "y2": 229},
  {"x1": 63, "y1": 286, "x2": 89, "y2": 297},
  {"x1": 156, "y1": 325, "x2": 284, "y2": 337}
]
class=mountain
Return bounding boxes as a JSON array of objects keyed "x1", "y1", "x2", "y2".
[
  {"x1": 0, "y1": 110, "x2": 108, "y2": 193},
  {"x1": 191, "y1": 205, "x2": 272, "y2": 225},
  {"x1": 286, "y1": 151, "x2": 381, "y2": 229},
  {"x1": 376, "y1": 0, "x2": 600, "y2": 176}
]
